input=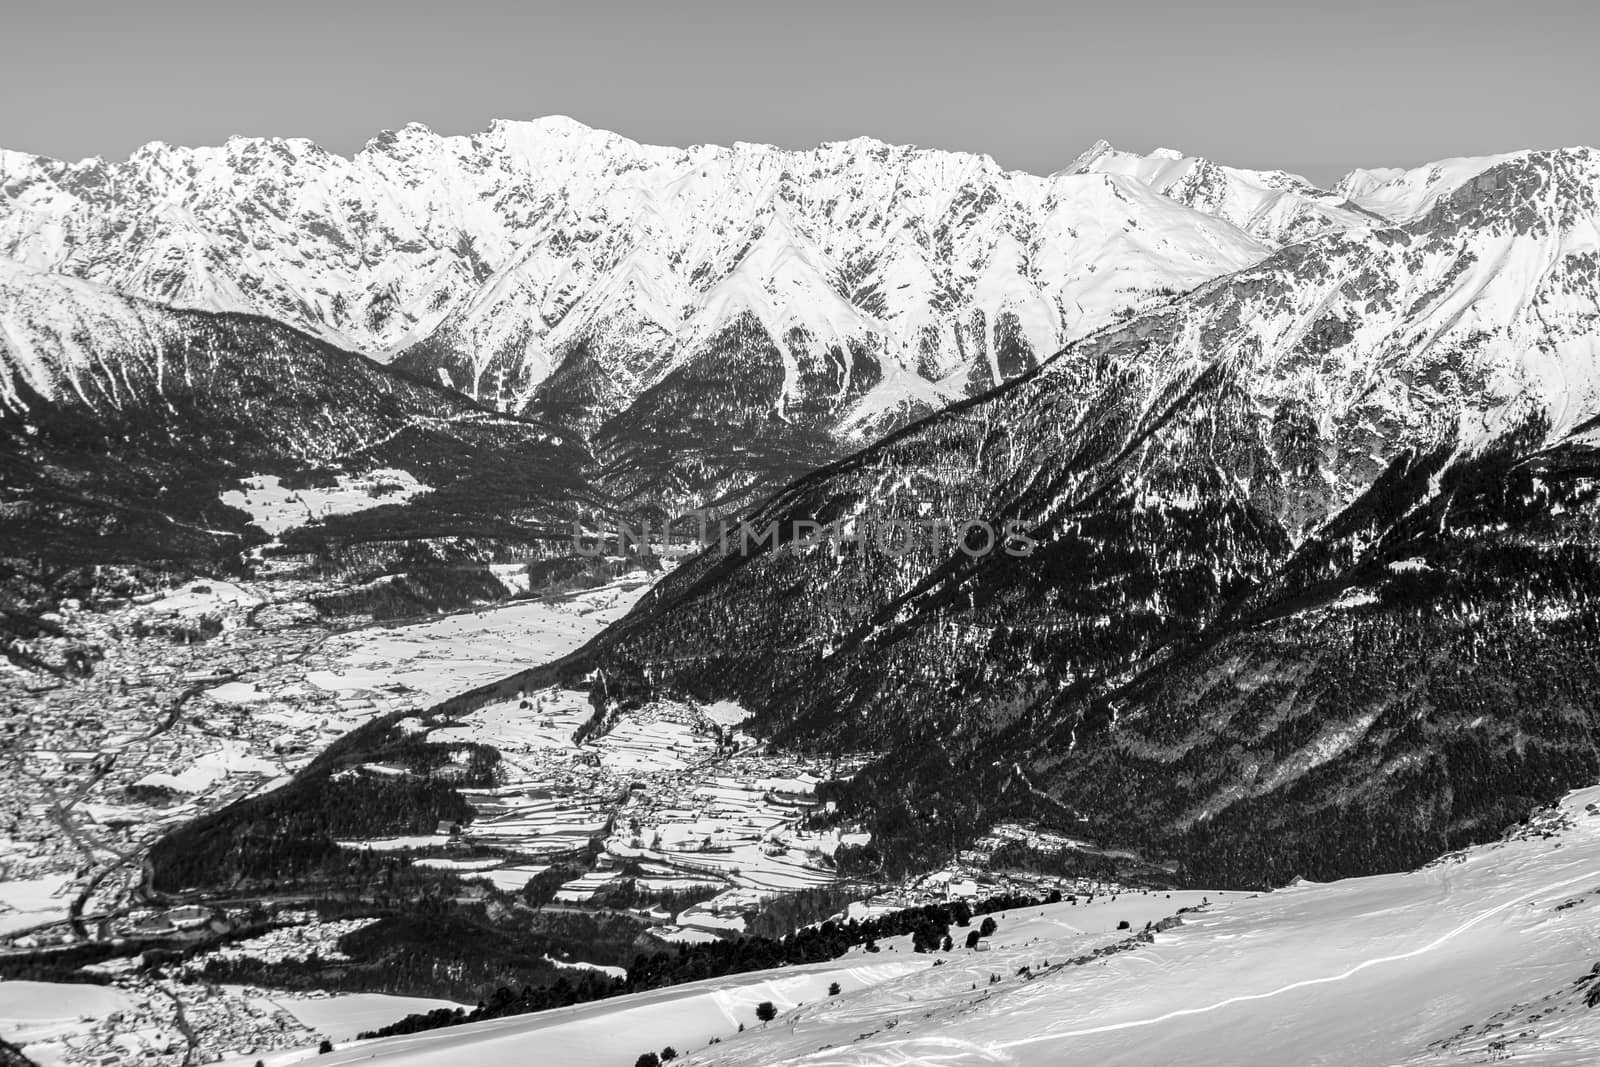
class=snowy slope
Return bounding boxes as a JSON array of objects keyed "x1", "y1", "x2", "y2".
[
  {"x1": 1042, "y1": 146, "x2": 1600, "y2": 509},
  {"x1": 386, "y1": 126, "x2": 1281, "y2": 429},
  {"x1": 1335, "y1": 150, "x2": 1522, "y2": 222},
  {"x1": 244, "y1": 786, "x2": 1600, "y2": 1066},
  {"x1": 0, "y1": 257, "x2": 178, "y2": 412},
  {"x1": 5, "y1": 124, "x2": 1587, "y2": 475},
  {"x1": 692, "y1": 787, "x2": 1600, "y2": 1066},
  {"x1": 1064, "y1": 139, "x2": 1382, "y2": 244}
]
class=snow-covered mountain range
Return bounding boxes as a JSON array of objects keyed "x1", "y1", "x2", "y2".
[
  {"x1": 0, "y1": 120, "x2": 1521, "y2": 437},
  {"x1": 0, "y1": 117, "x2": 1550, "y2": 515}
]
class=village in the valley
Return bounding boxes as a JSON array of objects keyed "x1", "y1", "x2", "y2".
[{"x1": 1, "y1": 553, "x2": 1122, "y2": 1065}]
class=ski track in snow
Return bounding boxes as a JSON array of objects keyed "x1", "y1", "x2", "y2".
[{"x1": 985, "y1": 868, "x2": 1596, "y2": 1054}]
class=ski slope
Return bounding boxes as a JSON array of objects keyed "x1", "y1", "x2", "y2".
[{"x1": 694, "y1": 790, "x2": 1600, "y2": 1067}]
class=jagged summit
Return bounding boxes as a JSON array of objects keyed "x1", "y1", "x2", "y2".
[{"x1": 1056, "y1": 137, "x2": 1118, "y2": 176}]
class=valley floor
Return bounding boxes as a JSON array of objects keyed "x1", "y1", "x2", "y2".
[
  {"x1": 0, "y1": 564, "x2": 659, "y2": 1063},
  {"x1": 0, "y1": 563, "x2": 656, "y2": 937}
]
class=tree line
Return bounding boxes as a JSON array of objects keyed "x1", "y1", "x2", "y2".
[{"x1": 356, "y1": 887, "x2": 1061, "y2": 1041}]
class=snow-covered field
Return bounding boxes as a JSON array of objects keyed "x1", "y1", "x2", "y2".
[
  {"x1": 368, "y1": 692, "x2": 860, "y2": 920},
  {"x1": 0, "y1": 981, "x2": 136, "y2": 1044},
  {"x1": 245, "y1": 786, "x2": 1600, "y2": 1066},
  {"x1": 273, "y1": 993, "x2": 468, "y2": 1043},
  {"x1": 142, "y1": 578, "x2": 265, "y2": 618},
  {"x1": 327, "y1": 670, "x2": 860, "y2": 922},
  {"x1": 0, "y1": 874, "x2": 72, "y2": 936},
  {"x1": 132, "y1": 738, "x2": 280, "y2": 794},
  {"x1": 221, "y1": 471, "x2": 430, "y2": 537},
  {"x1": 306, "y1": 577, "x2": 653, "y2": 703},
  {"x1": 0, "y1": 979, "x2": 460, "y2": 1064}
]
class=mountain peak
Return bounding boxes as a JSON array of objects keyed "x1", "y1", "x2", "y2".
[
  {"x1": 482, "y1": 115, "x2": 614, "y2": 144},
  {"x1": 1056, "y1": 138, "x2": 1117, "y2": 176},
  {"x1": 523, "y1": 114, "x2": 594, "y2": 134},
  {"x1": 360, "y1": 122, "x2": 438, "y2": 155},
  {"x1": 1333, "y1": 147, "x2": 1596, "y2": 223}
]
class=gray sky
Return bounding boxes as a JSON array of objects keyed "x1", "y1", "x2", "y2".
[{"x1": 3, "y1": 0, "x2": 1594, "y2": 185}]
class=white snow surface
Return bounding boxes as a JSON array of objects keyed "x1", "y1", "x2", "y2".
[
  {"x1": 4, "y1": 130, "x2": 1594, "y2": 461},
  {"x1": 1335, "y1": 151, "x2": 1521, "y2": 221},
  {"x1": 274, "y1": 994, "x2": 469, "y2": 1044},
  {"x1": 304, "y1": 574, "x2": 657, "y2": 704},
  {"x1": 1062, "y1": 138, "x2": 1377, "y2": 243},
  {"x1": 132, "y1": 738, "x2": 279, "y2": 794},
  {"x1": 1026, "y1": 146, "x2": 1600, "y2": 518},
  {"x1": 0, "y1": 874, "x2": 73, "y2": 936},
  {"x1": 220, "y1": 470, "x2": 430, "y2": 537},
  {"x1": 0, "y1": 981, "x2": 137, "y2": 1044}
]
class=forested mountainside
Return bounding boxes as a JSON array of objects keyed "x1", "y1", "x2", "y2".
[
  {"x1": 0, "y1": 260, "x2": 607, "y2": 566},
  {"x1": 3, "y1": 119, "x2": 1510, "y2": 512},
  {"x1": 547, "y1": 148, "x2": 1600, "y2": 885}
]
